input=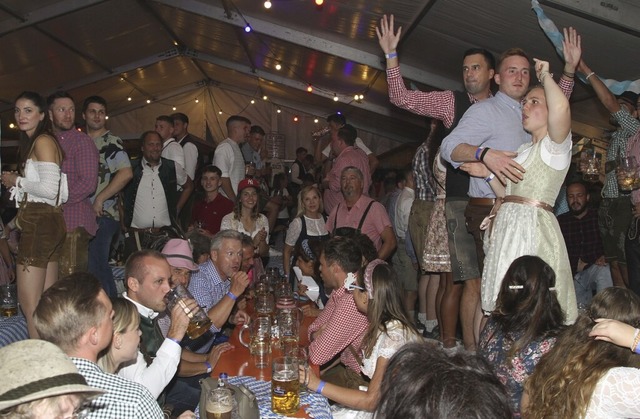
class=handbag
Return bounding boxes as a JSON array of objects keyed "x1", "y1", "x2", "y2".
[{"x1": 199, "y1": 377, "x2": 259, "y2": 419}]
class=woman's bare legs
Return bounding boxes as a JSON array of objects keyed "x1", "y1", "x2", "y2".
[{"x1": 17, "y1": 261, "x2": 59, "y2": 338}]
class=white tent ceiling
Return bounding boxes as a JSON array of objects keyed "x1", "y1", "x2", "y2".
[{"x1": 1, "y1": 0, "x2": 639, "y2": 159}]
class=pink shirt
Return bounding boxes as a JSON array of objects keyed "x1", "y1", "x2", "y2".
[
  {"x1": 323, "y1": 146, "x2": 370, "y2": 215},
  {"x1": 326, "y1": 195, "x2": 392, "y2": 251},
  {"x1": 307, "y1": 287, "x2": 368, "y2": 373}
]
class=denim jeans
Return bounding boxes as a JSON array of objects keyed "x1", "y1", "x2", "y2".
[
  {"x1": 88, "y1": 216, "x2": 121, "y2": 298},
  {"x1": 573, "y1": 264, "x2": 613, "y2": 308}
]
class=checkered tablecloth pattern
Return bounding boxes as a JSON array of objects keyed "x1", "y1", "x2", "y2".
[{"x1": 195, "y1": 375, "x2": 332, "y2": 419}]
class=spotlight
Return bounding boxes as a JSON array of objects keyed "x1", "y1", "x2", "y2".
[
  {"x1": 264, "y1": 0, "x2": 272, "y2": 8},
  {"x1": 244, "y1": 24, "x2": 252, "y2": 33}
]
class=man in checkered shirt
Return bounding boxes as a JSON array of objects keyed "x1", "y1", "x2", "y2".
[
  {"x1": 34, "y1": 273, "x2": 164, "y2": 418},
  {"x1": 308, "y1": 236, "x2": 369, "y2": 384}
]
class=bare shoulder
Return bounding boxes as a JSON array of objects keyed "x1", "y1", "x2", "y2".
[{"x1": 32, "y1": 134, "x2": 61, "y2": 163}]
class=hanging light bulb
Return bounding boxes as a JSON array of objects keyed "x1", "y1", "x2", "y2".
[
  {"x1": 172, "y1": 106, "x2": 177, "y2": 111},
  {"x1": 314, "y1": 118, "x2": 319, "y2": 123},
  {"x1": 307, "y1": 85, "x2": 313, "y2": 93},
  {"x1": 195, "y1": 98, "x2": 199, "y2": 103},
  {"x1": 358, "y1": 94, "x2": 364, "y2": 100},
  {"x1": 105, "y1": 116, "x2": 109, "y2": 120},
  {"x1": 293, "y1": 115, "x2": 299, "y2": 122},
  {"x1": 263, "y1": 95, "x2": 268, "y2": 101},
  {"x1": 127, "y1": 97, "x2": 132, "y2": 101},
  {"x1": 277, "y1": 108, "x2": 282, "y2": 114},
  {"x1": 244, "y1": 24, "x2": 252, "y2": 33},
  {"x1": 264, "y1": 0, "x2": 272, "y2": 8},
  {"x1": 250, "y1": 99, "x2": 255, "y2": 104},
  {"x1": 146, "y1": 99, "x2": 151, "y2": 104},
  {"x1": 354, "y1": 94, "x2": 359, "y2": 101},
  {"x1": 275, "y1": 63, "x2": 282, "y2": 70},
  {"x1": 315, "y1": 0, "x2": 323, "y2": 5},
  {"x1": 333, "y1": 94, "x2": 339, "y2": 102},
  {"x1": 218, "y1": 110, "x2": 223, "y2": 115},
  {"x1": 9, "y1": 123, "x2": 15, "y2": 129}
]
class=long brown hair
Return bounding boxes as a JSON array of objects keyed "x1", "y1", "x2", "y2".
[
  {"x1": 358, "y1": 263, "x2": 419, "y2": 358},
  {"x1": 233, "y1": 186, "x2": 259, "y2": 221},
  {"x1": 524, "y1": 287, "x2": 640, "y2": 418}
]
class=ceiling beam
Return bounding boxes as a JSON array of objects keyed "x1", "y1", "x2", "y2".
[
  {"x1": 0, "y1": 0, "x2": 106, "y2": 37},
  {"x1": 152, "y1": 0, "x2": 461, "y2": 91}
]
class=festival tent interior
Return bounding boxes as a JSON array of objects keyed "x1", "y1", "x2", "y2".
[{"x1": 0, "y1": 0, "x2": 639, "y2": 164}]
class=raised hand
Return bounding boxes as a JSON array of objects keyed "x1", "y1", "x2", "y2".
[
  {"x1": 562, "y1": 27, "x2": 582, "y2": 73},
  {"x1": 376, "y1": 14, "x2": 401, "y2": 54}
]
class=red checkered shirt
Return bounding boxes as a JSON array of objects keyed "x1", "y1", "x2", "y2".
[
  {"x1": 57, "y1": 129, "x2": 99, "y2": 235},
  {"x1": 308, "y1": 286, "x2": 368, "y2": 373}
]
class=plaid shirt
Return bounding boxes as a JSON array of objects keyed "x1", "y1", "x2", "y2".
[
  {"x1": 189, "y1": 259, "x2": 230, "y2": 334},
  {"x1": 71, "y1": 357, "x2": 163, "y2": 419},
  {"x1": 602, "y1": 109, "x2": 640, "y2": 198},
  {"x1": 308, "y1": 286, "x2": 368, "y2": 373},
  {"x1": 57, "y1": 128, "x2": 99, "y2": 235},
  {"x1": 557, "y1": 208, "x2": 604, "y2": 275}
]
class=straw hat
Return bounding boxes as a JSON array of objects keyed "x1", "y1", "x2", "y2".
[
  {"x1": 0, "y1": 339, "x2": 104, "y2": 411},
  {"x1": 162, "y1": 238, "x2": 199, "y2": 271}
]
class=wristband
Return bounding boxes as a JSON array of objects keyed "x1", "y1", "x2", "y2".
[
  {"x1": 585, "y1": 71, "x2": 595, "y2": 81},
  {"x1": 205, "y1": 361, "x2": 212, "y2": 374},
  {"x1": 480, "y1": 147, "x2": 490, "y2": 162},
  {"x1": 631, "y1": 328, "x2": 640, "y2": 353},
  {"x1": 485, "y1": 174, "x2": 495, "y2": 183},
  {"x1": 316, "y1": 380, "x2": 326, "y2": 395},
  {"x1": 385, "y1": 52, "x2": 398, "y2": 59},
  {"x1": 227, "y1": 291, "x2": 238, "y2": 301},
  {"x1": 475, "y1": 147, "x2": 484, "y2": 161},
  {"x1": 167, "y1": 337, "x2": 181, "y2": 345}
]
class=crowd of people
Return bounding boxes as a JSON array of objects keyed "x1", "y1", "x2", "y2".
[{"x1": 2, "y1": 11, "x2": 640, "y2": 419}]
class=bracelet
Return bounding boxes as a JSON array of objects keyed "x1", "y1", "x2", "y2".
[
  {"x1": 204, "y1": 361, "x2": 212, "y2": 373},
  {"x1": 316, "y1": 380, "x2": 326, "y2": 395},
  {"x1": 167, "y1": 337, "x2": 181, "y2": 345},
  {"x1": 538, "y1": 71, "x2": 553, "y2": 85},
  {"x1": 585, "y1": 71, "x2": 595, "y2": 81},
  {"x1": 562, "y1": 71, "x2": 575, "y2": 78},
  {"x1": 475, "y1": 147, "x2": 484, "y2": 161},
  {"x1": 480, "y1": 147, "x2": 490, "y2": 162},
  {"x1": 385, "y1": 51, "x2": 398, "y2": 59},
  {"x1": 631, "y1": 329, "x2": 640, "y2": 353},
  {"x1": 227, "y1": 291, "x2": 238, "y2": 301}
]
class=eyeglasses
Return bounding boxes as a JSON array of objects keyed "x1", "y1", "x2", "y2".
[{"x1": 64, "y1": 404, "x2": 90, "y2": 419}]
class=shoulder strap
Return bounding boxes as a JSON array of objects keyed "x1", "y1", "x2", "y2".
[
  {"x1": 357, "y1": 201, "x2": 375, "y2": 232},
  {"x1": 162, "y1": 139, "x2": 175, "y2": 151}
]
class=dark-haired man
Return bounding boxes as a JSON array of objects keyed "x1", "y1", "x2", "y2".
[
  {"x1": 83, "y1": 95, "x2": 133, "y2": 297},
  {"x1": 47, "y1": 91, "x2": 99, "y2": 277},
  {"x1": 190, "y1": 165, "x2": 234, "y2": 236},
  {"x1": 558, "y1": 181, "x2": 612, "y2": 307},
  {"x1": 307, "y1": 236, "x2": 368, "y2": 387}
]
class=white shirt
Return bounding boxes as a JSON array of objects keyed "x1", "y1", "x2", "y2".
[
  {"x1": 131, "y1": 159, "x2": 171, "y2": 229},
  {"x1": 322, "y1": 137, "x2": 372, "y2": 158},
  {"x1": 213, "y1": 138, "x2": 245, "y2": 198},
  {"x1": 178, "y1": 135, "x2": 199, "y2": 180},
  {"x1": 161, "y1": 138, "x2": 188, "y2": 187},
  {"x1": 119, "y1": 293, "x2": 182, "y2": 399},
  {"x1": 394, "y1": 187, "x2": 414, "y2": 240}
]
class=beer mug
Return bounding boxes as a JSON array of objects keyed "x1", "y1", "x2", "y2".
[
  {"x1": 206, "y1": 387, "x2": 236, "y2": 419},
  {"x1": 617, "y1": 156, "x2": 638, "y2": 193},
  {"x1": 254, "y1": 293, "x2": 275, "y2": 318},
  {"x1": 271, "y1": 356, "x2": 300, "y2": 415},
  {"x1": 164, "y1": 285, "x2": 212, "y2": 340},
  {"x1": 275, "y1": 296, "x2": 303, "y2": 354},
  {"x1": 0, "y1": 284, "x2": 17, "y2": 317},
  {"x1": 582, "y1": 151, "x2": 600, "y2": 182},
  {"x1": 239, "y1": 317, "x2": 271, "y2": 368}
]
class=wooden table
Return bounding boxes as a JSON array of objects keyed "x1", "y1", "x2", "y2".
[{"x1": 211, "y1": 304, "x2": 321, "y2": 417}]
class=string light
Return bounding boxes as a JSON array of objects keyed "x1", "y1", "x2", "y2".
[
  {"x1": 333, "y1": 94, "x2": 339, "y2": 102},
  {"x1": 172, "y1": 106, "x2": 177, "y2": 111},
  {"x1": 146, "y1": 99, "x2": 151, "y2": 104},
  {"x1": 219, "y1": 110, "x2": 223, "y2": 115},
  {"x1": 315, "y1": 0, "x2": 323, "y2": 5},
  {"x1": 307, "y1": 85, "x2": 313, "y2": 93},
  {"x1": 9, "y1": 123, "x2": 15, "y2": 129},
  {"x1": 277, "y1": 108, "x2": 282, "y2": 113},
  {"x1": 250, "y1": 99, "x2": 255, "y2": 104},
  {"x1": 264, "y1": 0, "x2": 271, "y2": 8},
  {"x1": 275, "y1": 63, "x2": 282, "y2": 70},
  {"x1": 263, "y1": 95, "x2": 268, "y2": 100},
  {"x1": 314, "y1": 118, "x2": 319, "y2": 123},
  {"x1": 195, "y1": 98, "x2": 199, "y2": 103},
  {"x1": 293, "y1": 115, "x2": 299, "y2": 122},
  {"x1": 244, "y1": 24, "x2": 252, "y2": 33},
  {"x1": 127, "y1": 97, "x2": 132, "y2": 101}
]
